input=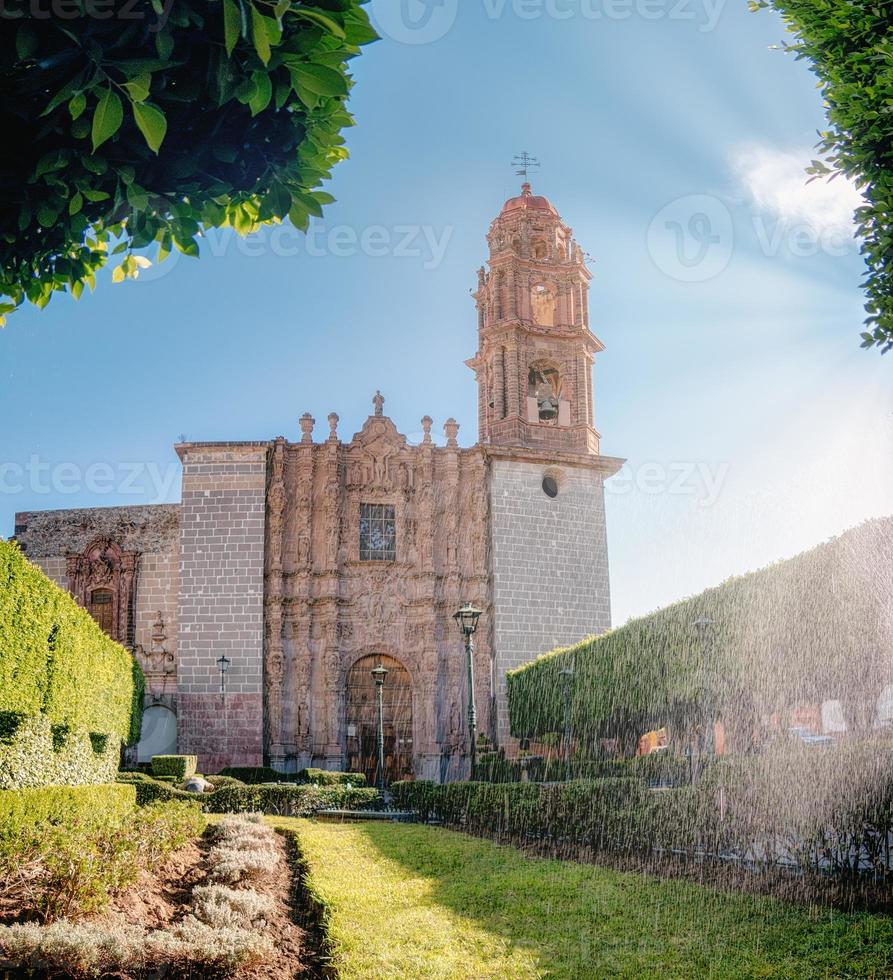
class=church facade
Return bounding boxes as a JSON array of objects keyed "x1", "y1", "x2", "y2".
[{"x1": 13, "y1": 185, "x2": 623, "y2": 781}]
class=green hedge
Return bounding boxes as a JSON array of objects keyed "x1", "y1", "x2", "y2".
[
  {"x1": 151, "y1": 755, "x2": 197, "y2": 780},
  {"x1": 392, "y1": 778, "x2": 647, "y2": 843},
  {"x1": 0, "y1": 542, "x2": 143, "y2": 790},
  {"x1": 0, "y1": 782, "x2": 135, "y2": 838},
  {"x1": 508, "y1": 518, "x2": 893, "y2": 745},
  {"x1": 216, "y1": 765, "x2": 290, "y2": 784},
  {"x1": 207, "y1": 784, "x2": 380, "y2": 816},
  {"x1": 215, "y1": 766, "x2": 366, "y2": 787},
  {"x1": 474, "y1": 754, "x2": 692, "y2": 787},
  {"x1": 394, "y1": 743, "x2": 893, "y2": 881},
  {"x1": 117, "y1": 772, "x2": 379, "y2": 815},
  {"x1": 0, "y1": 712, "x2": 121, "y2": 790},
  {"x1": 0, "y1": 541, "x2": 141, "y2": 742},
  {"x1": 299, "y1": 768, "x2": 366, "y2": 787}
]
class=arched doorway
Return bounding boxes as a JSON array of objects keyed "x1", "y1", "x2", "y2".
[
  {"x1": 136, "y1": 705, "x2": 177, "y2": 763},
  {"x1": 345, "y1": 655, "x2": 413, "y2": 786}
]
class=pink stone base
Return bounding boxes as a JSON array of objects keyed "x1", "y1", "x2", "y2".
[{"x1": 178, "y1": 693, "x2": 263, "y2": 774}]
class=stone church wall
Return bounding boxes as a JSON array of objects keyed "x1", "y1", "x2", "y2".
[
  {"x1": 13, "y1": 505, "x2": 180, "y2": 660},
  {"x1": 176, "y1": 444, "x2": 267, "y2": 773},
  {"x1": 489, "y1": 458, "x2": 611, "y2": 746}
]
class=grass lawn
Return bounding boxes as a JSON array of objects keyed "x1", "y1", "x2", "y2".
[{"x1": 275, "y1": 818, "x2": 893, "y2": 980}]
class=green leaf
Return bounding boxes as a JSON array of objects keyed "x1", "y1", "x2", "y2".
[
  {"x1": 288, "y1": 202, "x2": 310, "y2": 231},
  {"x1": 68, "y1": 92, "x2": 87, "y2": 120},
  {"x1": 122, "y1": 73, "x2": 152, "y2": 103},
  {"x1": 291, "y1": 190, "x2": 323, "y2": 218},
  {"x1": 91, "y1": 88, "x2": 123, "y2": 152},
  {"x1": 248, "y1": 71, "x2": 273, "y2": 115},
  {"x1": 155, "y1": 30, "x2": 175, "y2": 60},
  {"x1": 132, "y1": 101, "x2": 167, "y2": 153},
  {"x1": 36, "y1": 206, "x2": 58, "y2": 228},
  {"x1": 68, "y1": 192, "x2": 83, "y2": 215},
  {"x1": 288, "y1": 63, "x2": 348, "y2": 98},
  {"x1": 291, "y1": 6, "x2": 346, "y2": 39},
  {"x1": 223, "y1": 0, "x2": 241, "y2": 57},
  {"x1": 251, "y1": 6, "x2": 273, "y2": 65}
]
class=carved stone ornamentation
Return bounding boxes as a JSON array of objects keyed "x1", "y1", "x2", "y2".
[{"x1": 66, "y1": 537, "x2": 140, "y2": 646}]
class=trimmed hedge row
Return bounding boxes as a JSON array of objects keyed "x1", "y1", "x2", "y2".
[
  {"x1": 207, "y1": 784, "x2": 380, "y2": 816},
  {"x1": 0, "y1": 713, "x2": 121, "y2": 789},
  {"x1": 151, "y1": 755, "x2": 197, "y2": 780},
  {"x1": 474, "y1": 753, "x2": 691, "y2": 787},
  {"x1": 0, "y1": 783, "x2": 136, "y2": 838},
  {"x1": 508, "y1": 518, "x2": 893, "y2": 745},
  {"x1": 216, "y1": 766, "x2": 366, "y2": 787},
  {"x1": 392, "y1": 778, "x2": 647, "y2": 842},
  {"x1": 117, "y1": 772, "x2": 379, "y2": 815},
  {"x1": 0, "y1": 541, "x2": 142, "y2": 744},
  {"x1": 395, "y1": 743, "x2": 893, "y2": 880}
]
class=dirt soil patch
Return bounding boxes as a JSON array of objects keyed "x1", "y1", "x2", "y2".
[{"x1": 81, "y1": 828, "x2": 310, "y2": 979}]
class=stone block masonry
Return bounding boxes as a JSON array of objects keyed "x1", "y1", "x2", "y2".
[
  {"x1": 489, "y1": 457, "x2": 612, "y2": 747},
  {"x1": 176, "y1": 443, "x2": 268, "y2": 772}
]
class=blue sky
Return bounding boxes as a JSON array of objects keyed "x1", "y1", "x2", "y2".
[{"x1": 1, "y1": 0, "x2": 891, "y2": 624}]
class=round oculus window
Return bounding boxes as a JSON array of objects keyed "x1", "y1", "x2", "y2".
[{"x1": 542, "y1": 476, "x2": 559, "y2": 499}]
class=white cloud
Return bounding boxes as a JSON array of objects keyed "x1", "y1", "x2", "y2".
[{"x1": 730, "y1": 144, "x2": 864, "y2": 237}]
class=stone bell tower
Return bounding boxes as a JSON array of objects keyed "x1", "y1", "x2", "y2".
[
  {"x1": 469, "y1": 182, "x2": 603, "y2": 456},
  {"x1": 469, "y1": 183, "x2": 624, "y2": 749}
]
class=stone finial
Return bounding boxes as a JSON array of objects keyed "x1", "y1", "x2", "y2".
[
  {"x1": 444, "y1": 418, "x2": 459, "y2": 447},
  {"x1": 373, "y1": 390, "x2": 385, "y2": 417},
  {"x1": 421, "y1": 416, "x2": 433, "y2": 445},
  {"x1": 327, "y1": 412, "x2": 339, "y2": 442},
  {"x1": 299, "y1": 412, "x2": 315, "y2": 444}
]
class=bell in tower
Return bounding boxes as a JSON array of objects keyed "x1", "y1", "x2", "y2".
[{"x1": 467, "y1": 181, "x2": 607, "y2": 457}]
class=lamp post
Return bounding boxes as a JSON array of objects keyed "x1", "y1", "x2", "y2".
[
  {"x1": 559, "y1": 667, "x2": 575, "y2": 781},
  {"x1": 371, "y1": 663, "x2": 388, "y2": 795},
  {"x1": 691, "y1": 617, "x2": 715, "y2": 786},
  {"x1": 216, "y1": 654, "x2": 231, "y2": 696},
  {"x1": 453, "y1": 603, "x2": 483, "y2": 779}
]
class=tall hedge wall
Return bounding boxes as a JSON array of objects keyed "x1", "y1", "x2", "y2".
[
  {"x1": 0, "y1": 541, "x2": 143, "y2": 785},
  {"x1": 508, "y1": 518, "x2": 893, "y2": 746}
]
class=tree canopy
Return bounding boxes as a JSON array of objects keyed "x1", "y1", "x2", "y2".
[
  {"x1": 0, "y1": 0, "x2": 376, "y2": 324},
  {"x1": 752, "y1": 0, "x2": 893, "y2": 355}
]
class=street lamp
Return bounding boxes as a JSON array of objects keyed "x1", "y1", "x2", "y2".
[
  {"x1": 558, "y1": 667, "x2": 575, "y2": 781},
  {"x1": 216, "y1": 654, "x2": 231, "y2": 696},
  {"x1": 371, "y1": 663, "x2": 388, "y2": 795},
  {"x1": 453, "y1": 603, "x2": 483, "y2": 779},
  {"x1": 690, "y1": 617, "x2": 715, "y2": 786}
]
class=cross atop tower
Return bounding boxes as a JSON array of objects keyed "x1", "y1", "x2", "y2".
[{"x1": 512, "y1": 151, "x2": 540, "y2": 180}]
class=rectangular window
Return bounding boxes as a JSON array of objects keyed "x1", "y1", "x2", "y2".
[{"x1": 359, "y1": 503, "x2": 396, "y2": 561}]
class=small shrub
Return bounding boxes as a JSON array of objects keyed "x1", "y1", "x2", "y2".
[
  {"x1": 151, "y1": 755, "x2": 197, "y2": 780},
  {"x1": 191, "y1": 885, "x2": 275, "y2": 930},
  {"x1": 0, "y1": 919, "x2": 273, "y2": 976},
  {"x1": 297, "y1": 768, "x2": 367, "y2": 787},
  {"x1": 0, "y1": 783, "x2": 135, "y2": 839},
  {"x1": 0, "y1": 797, "x2": 203, "y2": 922},
  {"x1": 116, "y1": 771, "x2": 196, "y2": 806}
]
